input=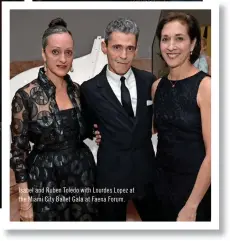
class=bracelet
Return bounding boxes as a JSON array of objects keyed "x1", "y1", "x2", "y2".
[{"x1": 20, "y1": 204, "x2": 32, "y2": 211}]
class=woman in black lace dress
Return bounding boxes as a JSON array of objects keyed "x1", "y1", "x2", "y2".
[
  {"x1": 152, "y1": 12, "x2": 211, "y2": 221},
  {"x1": 10, "y1": 18, "x2": 97, "y2": 221}
]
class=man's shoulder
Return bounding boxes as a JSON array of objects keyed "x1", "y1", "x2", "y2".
[
  {"x1": 81, "y1": 73, "x2": 101, "y2": 89},
  {"x1": 132, "y1": 67, "x2": 157, "y2": 83},
  {"x1": 81, "y1": 65, "x2": 106, "y2": 90}
]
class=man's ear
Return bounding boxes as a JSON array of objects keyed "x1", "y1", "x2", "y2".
[
  {"x1": 101, "y1": 41, "x2": 108, "y2": 55},
  {"x1": 42, "y1": 48, "x2": 46, "y2": 62}
]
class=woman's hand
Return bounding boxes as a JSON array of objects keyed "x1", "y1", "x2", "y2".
[
  {"x1": 93, "y1": 124, "x2": 101, "y2": 145},
  {"x1": 177, "y1": 205, "x2": 197, "y2": 222},
  {"x1": 19, "y1": 202, "x2": 33, "y2": 222}
]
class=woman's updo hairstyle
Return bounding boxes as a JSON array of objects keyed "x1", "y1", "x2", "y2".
[{"x1": 42, "y1": 17, "x2": 73, "y2": 50}]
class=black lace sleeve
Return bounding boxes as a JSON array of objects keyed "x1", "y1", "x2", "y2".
[{"x1": 10, "y1": 90, "x2": 31, "y2": 183}]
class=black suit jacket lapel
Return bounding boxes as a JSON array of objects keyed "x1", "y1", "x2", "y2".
[
  {"x1": 97, "y1": 65, "x2": 135, "y2": 126},
  {"x1": 132, "y1": 67, "x2": 146, "y2": 130}
]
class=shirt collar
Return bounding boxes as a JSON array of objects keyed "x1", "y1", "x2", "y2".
[{"x1": 106, "y1": 65, "x2": 132, "y2": 85}]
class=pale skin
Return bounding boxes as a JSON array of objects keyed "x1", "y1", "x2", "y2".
[
  {"x1": 18, "y1": 32, "x2": 74, "y2": 221},
  {"x1": 151, "y1": 20, "x2": 211, "y2": 221}
]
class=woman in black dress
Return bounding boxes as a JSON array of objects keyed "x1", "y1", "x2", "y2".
[
  {"x1": 10, "y1": 18, "x2": 97, "y2": 221},
  {"x1": 152, "y1": 12, "x2": 211, "y2": 221}
]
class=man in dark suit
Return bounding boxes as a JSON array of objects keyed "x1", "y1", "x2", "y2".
[{"x1": 81, "y1": 17, "x2": 159, "y2": 221}]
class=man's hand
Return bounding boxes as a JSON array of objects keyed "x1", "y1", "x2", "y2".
[{"x1": 93, "y1": 124, "x2": 101, "y2": 145}]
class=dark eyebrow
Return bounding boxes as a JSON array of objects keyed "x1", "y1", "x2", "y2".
[
  {"x1": 112, "y1": 44, "x2": 136, "y2": 48},
  {"x1": 51, "y1": 46, "x2": 73, "y2": 50},
  {"x1": 175, "y1": 34, "x2": 185, "y2": 36},
  {"x1": 127, "y1": 45, "x2": 136, "y2": 48},
  {"x1": 162, "y1": 34, "x2": 185, "y2": 37}
]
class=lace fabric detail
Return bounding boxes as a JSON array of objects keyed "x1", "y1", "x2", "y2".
[{"x1": 10, "y1": 68, "x2": 85, "y2": 183}]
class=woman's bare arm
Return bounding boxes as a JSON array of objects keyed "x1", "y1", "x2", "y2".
[{"x1": 177, "y1": 76, "x2": 211, "y2": 221}]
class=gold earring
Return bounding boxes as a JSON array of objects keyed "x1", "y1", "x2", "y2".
[
  {"x1": 44, "y1": 62, "x2": 47, "y2": 71},
  {"x1": 70, "y1": 66, "x2": 74, "y2": 72}
]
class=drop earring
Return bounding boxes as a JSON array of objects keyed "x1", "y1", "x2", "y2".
[
  {"x1": 70, "y1": 66, "x2": 74, "y2": 72},
  {"x1": 190, "y1": 50, "x2": 193, "y2": 55}
]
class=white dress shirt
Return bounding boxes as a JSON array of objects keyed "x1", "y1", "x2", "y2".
[{"x1": 106, "y1": 66, "x2": 137, "y2": 116}]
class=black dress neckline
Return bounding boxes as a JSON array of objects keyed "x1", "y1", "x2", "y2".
[{"x1": 166, "y1": 71, "x2": 202, "y2": 82}]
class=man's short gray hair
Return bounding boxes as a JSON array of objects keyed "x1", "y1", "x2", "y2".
[{"x1": 104, "y1": 17, "x2": 140, "y2": 45}]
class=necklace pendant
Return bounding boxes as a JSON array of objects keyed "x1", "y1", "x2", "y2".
[{"x1": 172, "y1": 84, "x2": 175, "y2": 88}]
